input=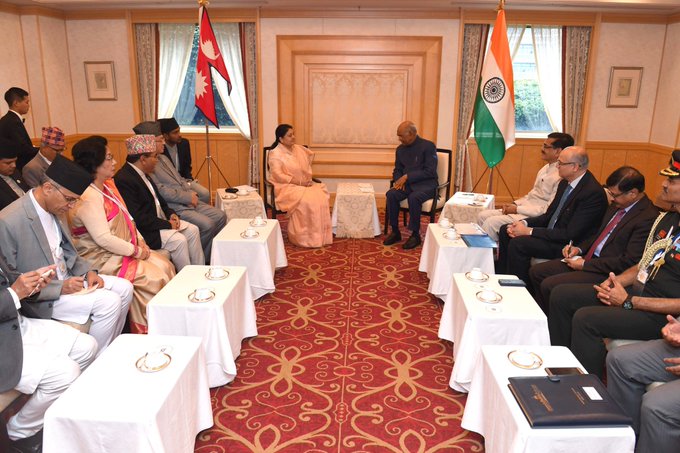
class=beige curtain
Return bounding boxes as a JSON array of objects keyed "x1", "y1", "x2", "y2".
[
  {"x1": 532, "y1": 26, "x2": 563, "y2": 131},
  {"x1": 241, "y1": 23, "x2": 259, "y2": 188},
  {"x1": 134, "y1": 24, "x2": 157, "y2": 121},
  {"x1": 564, "y1": 26, "x2": 592, "y2": 143},
  {"x1": 454, "y1": 24, "x2": 489, "y2": 192}
]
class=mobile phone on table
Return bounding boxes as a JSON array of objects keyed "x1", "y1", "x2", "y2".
[{"x1": 498, "y1": 278, "x2": 526, "y2": 287}]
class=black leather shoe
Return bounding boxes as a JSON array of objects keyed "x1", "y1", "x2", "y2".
[
  {"x1": 402, "y1": 234, "x2": 422, "y2": 250},
  {"x1": 383, "y1": 231, "x2": 402, "y2": 246},
  {"x1": 9, "y1": 429, "x2": 43, "y2": 453}
]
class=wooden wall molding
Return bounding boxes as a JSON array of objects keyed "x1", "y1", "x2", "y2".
[
  {"x1": 277, "y1": 35, "x2": 442, "y2": 183},
  {"x1": 128, "y1": 8, "x2": 256, "y2": 23},
  {"x1": 260, "y1": 8, "x2": 459, "y2": 19}
]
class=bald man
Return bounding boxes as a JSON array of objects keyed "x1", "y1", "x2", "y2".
[
  {"x1": 496, "y1": 146, "x2": 608, "y2": 288},
  {"x1": 384, "y1": 121, "x2": 438, "y2": 250}
]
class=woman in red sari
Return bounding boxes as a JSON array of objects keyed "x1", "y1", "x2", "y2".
[{"x1": 68, "y1": 136, "x2": 174, "y2": 333}]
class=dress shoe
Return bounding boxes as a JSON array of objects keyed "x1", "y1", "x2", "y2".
[
  {"x1": 402, "y1": 233, "x2": 422, "y2": 250},
  {"x1": 383, "y1": 231, "x2": 402, "y2": 246},
  {"x1": 9, "y1": 429, "x2": 43, "y2": 453}
]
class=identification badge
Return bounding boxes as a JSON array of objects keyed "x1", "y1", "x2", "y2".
[{"x1": 637, "y1": 268, "x2": 649, "y2": 284}]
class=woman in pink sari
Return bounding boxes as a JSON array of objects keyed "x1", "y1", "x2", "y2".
[
  {"x1": 68, "y1": 136, "x2": 175, "y2": 333},
  {"x1": 268, "y1": 124, "x2": 332, "y2": 248}
]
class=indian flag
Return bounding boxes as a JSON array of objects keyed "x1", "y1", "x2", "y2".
[{"x1": 473, "y1": 6, "x2": 515, "y2": 168}]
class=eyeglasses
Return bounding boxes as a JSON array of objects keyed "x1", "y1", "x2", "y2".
[
  {"x1": 605, "y1": 187, "x2": 630, "y2": 199},
  {"x1": 53, "y1": 185, "x2": 80, "y2": 205},
  {"x1": 105, "y1": 154, "x2": 114, "y2": 161},
  {"x1": 556, "y1": 160, "x2": 578, "y2": 168}
]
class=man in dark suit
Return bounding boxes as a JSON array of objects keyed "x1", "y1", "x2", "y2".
[
  {"x1": 114, "y1": 134, "x2": 203, "y2": 270},
  {"x1": 0, "y1": 139, "x2": 30, "y2": 211},
  {"x1": 157, "y1": 117, "x2": 210, "y2": 203},
  {"x1": 384, "y1": 120, "x2": 438, "y2": 250},
  {"x1": 1, "y1": 247, "x2": 97, "y2": 453},
  {"x1": 529, "y1": 166, "x2": 659, "y2": 310},
  {"x1": 0, "y1": 87, "x2": 38, "y2": 171},
  {"x1": 497, "y1": 146, "x2": 609, "y2": 286}
]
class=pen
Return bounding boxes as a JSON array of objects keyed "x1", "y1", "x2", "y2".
[{"x1": 567, "y1": 240, "x2": 573, "y2": 257}]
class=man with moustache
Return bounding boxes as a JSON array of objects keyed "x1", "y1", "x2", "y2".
[
  {"x1": 0, "y1": 139, "x2": 30, "y2": 211},
  {"x1": 22, "y1": 126, "x2": 66, "y2": 188}
]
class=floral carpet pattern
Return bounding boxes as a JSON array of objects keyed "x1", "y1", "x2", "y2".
[{"x1": 195, "y1": 219, "x2": 484, "y2": 452}]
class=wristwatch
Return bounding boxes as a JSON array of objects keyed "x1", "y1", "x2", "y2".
[{"x1": 623, "y1": 295, "x2": 634, "y2": 310}]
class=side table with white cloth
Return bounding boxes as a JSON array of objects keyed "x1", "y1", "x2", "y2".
[
  {"x1": 147, "y1": 265, "x2": 258, "y2": 387},
  {"x1": 418, "y1": 222, "x2": 494, "y2": 300},
  {"x1": 462, "y1": 345, "x2": 635, "y2": 453},
  {"x1": 442, "y1": 192, "x2": 495, "y2": 224},
  {"x1": 43, "y1": 334, "x2": 213, "y2": 453},
  {"x1": 215, "y1": 187, "x2": 266, "y2": 222},
  {"x1": 438, "y1": 273, "x2": 550, "y2": 392},
  {"x1": 211, "y1": 218, "x2": 288, "y2": 299},
  {"x1": 331, "y1": 182, "x2": 381, "y2": 238}
]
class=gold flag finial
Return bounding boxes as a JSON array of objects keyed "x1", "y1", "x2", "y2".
[
  {"x1": 198, "y1": 0, "x2": 209, "y2": 6},
  {"x1": 497, "y1": 0, "x2": 505, "y2": 11}
]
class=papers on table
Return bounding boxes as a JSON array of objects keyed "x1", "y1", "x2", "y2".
[{"x1": 454, "y1": 223, "x2": 486, "y2": 235}]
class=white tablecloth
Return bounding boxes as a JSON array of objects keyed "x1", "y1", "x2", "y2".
[
  {"x1": 462, "y1": 345, "x2": 636, "y2": 453},
  {"x1": 43, "y1": 334, "x2": 213, "y2": 453},
  {"x1": 442, "y1": 192, "x2": 495, "y2": 223},
  {"x1": 147, "y1": 265, "x2": 258, "y2": 388},
  {"x1": 215, "y1": 188, "x2": 266, "y2": 221},
  {"x1": 418, "y1": 223, "x2": 495, "y2": 299},
  {"x1": 331, "y1": 182, "x2": 381, "y2": 238},
  {"x1": 210, "y1": 218, "x2": 288, "y2": 299},
  {"x1": 438, "y1": 273, "x2": 550, "y2": 392}
]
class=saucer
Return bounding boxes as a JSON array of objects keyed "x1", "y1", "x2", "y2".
[
  {"x1": 221, "y1": 193, "x2": 237, "y2": 200},
  {"x1": 249, "y1": 219, "x2": 268, "y2": 227},
  {"x1": 236, "y1": 191, "x2": 249, "y2": 197},
  {"x1": 240, "y1": 231, "x2": 260, "y2": 239},
  {"x1": 443, "y1": 231, "x2": 459, "y2": 240},
  {"x1": 188, "y1": 289, "x2": 216, "y2": 303},
  {"x1": 507, "y1": 350, "x2": 543, "y2": 369},
  {"x1": 476, "y1": 290, "x2": 502, "y2": 303},
  {"x1": 465, "y1": 271, "x2": 489, "y2": 282},
  {"x1": 205, "y1": 269, "x2": 229, "y2": 280},
  {"x1": 135, "y1": 352, "x2": 172, "y2": 372}
]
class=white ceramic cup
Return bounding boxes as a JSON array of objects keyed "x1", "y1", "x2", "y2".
[
  {"x1": 474, "y1": 194, "x2": 486, "y2": 202},
  {"x1": 194, "y1": 287, "x2": 211, "y2": 300},
  {"x1": 254, "y1": 215, "x2": 264, "y2": 225},
  {"x1": 238, "y1": 189, "x2": 248, "y2": 196},
  {"x1": 480, "y1": 289, "x2": 497, "y2": 301},
  {"x1": 470, "y1": 267, "x2": 483, "y2": 278},
  {"x1": 439, "y1": 218, "x2": 451, "y2": 228},
  {"x1": 208, "y1": 266, "x2": 225, "y2": 278},
  {"x1": 246, "y1": 227, "x2": 256, "y2": 237}
]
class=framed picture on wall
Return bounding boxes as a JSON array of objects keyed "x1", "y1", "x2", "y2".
[
  {"x1": 84, "y1": 61, "x2": 117, "y2": 101},
  {"x1": 606, "y1": 67, "x2": 643, "y2": 108}
]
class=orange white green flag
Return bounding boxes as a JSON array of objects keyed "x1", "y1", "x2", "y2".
[{"x1": 473, "y1": 3, "x2": 515, "y2": 168}]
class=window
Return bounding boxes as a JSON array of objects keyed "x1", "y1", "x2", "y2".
[{"x1": 174, "y1": 25, "x2": 234, "y2": 128}]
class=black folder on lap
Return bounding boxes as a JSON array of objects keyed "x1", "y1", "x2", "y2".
[
  {"x1": 507, "y1": 374, "x2": 632, "y2": 427},
  {"x1": 461, "y1": 234, "x2": 497, "y2": 248}
]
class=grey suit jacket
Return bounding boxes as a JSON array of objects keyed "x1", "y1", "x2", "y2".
[
  {"x1": 151, "y1": 154, "x2": 195, "y2": 212},
  {"x1": 22, "y1": 153, "x2": 50, "y2": 188},
  {"x1": 0, "y1": 254, "x2": 23, "y2": 392},
  {"x1": 0, "y1": 194, "x2": 92, "y2": 319}
]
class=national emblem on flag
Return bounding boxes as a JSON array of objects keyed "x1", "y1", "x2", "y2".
[
  {"x1": 473, "y1": 2, "x2": 515, "y2": 168},
  {"x1": 195, "y1": 3, "x2": 232, "y2": 128}
]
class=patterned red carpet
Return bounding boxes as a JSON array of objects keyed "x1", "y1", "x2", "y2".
[{"x1": 195, "y1": 219, "x2": 484, "y2": 452}]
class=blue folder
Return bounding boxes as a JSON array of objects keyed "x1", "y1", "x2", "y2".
[{"x1": 461, "y1": 234, "x2": 497, "y2": 248}]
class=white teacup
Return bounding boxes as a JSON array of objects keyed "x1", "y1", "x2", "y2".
[
  {"x1": 479, "y1": 289, "x2": 497, "y2": 301},
  {"x1": 254, "y1": 215, "x2": 264, "y2": 225},
  {"x1": 474, "y1": 194, "x2": 486, "y2": 202},
  {"x1": 245, "y1": 227, "x2": 257, "y2": 237},
  {"x1": 444, "y1": 229, "x2": 458, "y2": 240},
  {"x1": 469, "y1": 267, "x2": 484, "y2": 279},
  {"x1": 237, "y1": 189, "x2": 248, "y2": 196},
  {"x1": 439, "y1": 218, "x2": 451, "y2": 228},
  {"x1": 194, "y1": 287, "x2": 212, "y2": 301},
  {"x1": 145, "y1": 350, "x2": 168, "y2": 368},
  {"x1": 208, "y1": 266, "x2": 225, "y2": 279}
]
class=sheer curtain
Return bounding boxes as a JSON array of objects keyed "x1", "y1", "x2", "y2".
[
  {"x1": 158, "y1": 24, "x2": 194, "y2": 119},
  {"x1": 564, "y1": 26, "x2": 592, "y2": 142},
  {"x1": 454, "y1": 24, "x2": 489, "y2": 192},
  {"x1": 532, "y1": 26, "x2": 563, "y2": 131},
  {"x1": 241, "y1": 23, "x2": 259, "y2": 187},
  {"x1": 134, "y1": 24, "x2": 157, "y2": 122},
  {"x1": 213, "y1": 23, "x2": 251, "y2": 139}
]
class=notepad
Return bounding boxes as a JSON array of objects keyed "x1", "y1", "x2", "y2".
[{"x1": 461, "y1": 234, "x2": 497, "y2": 248}]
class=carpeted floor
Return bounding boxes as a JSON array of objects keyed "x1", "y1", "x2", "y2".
[{"x1": 195, "y1": 217, "x2": 484, "y2": 452}]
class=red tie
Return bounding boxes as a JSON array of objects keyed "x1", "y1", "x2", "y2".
[{"x1": 584, "y1": 209, "x2": 626, "y2": 260}]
